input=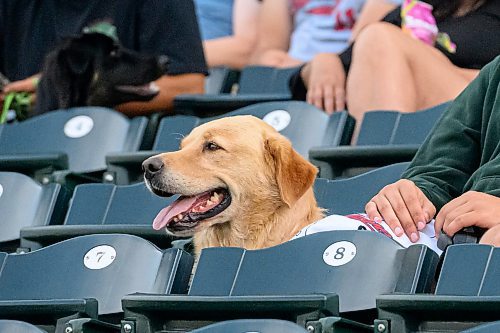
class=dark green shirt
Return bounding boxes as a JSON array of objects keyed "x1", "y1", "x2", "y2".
[{"x1": 403, "y1": 56, "x2": 500, "y2": 212}]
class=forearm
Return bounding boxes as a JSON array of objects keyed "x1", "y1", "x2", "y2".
[
  {"x1": 203, "y1": 36, "x2": 255, "y2": 69},
  {"x1": 249, "y1": 0, "x2": 291, "y2": 64},
  {"x1": 116, "y1": 73, "x2": 204, "y2": 116},
  {"x1": 402, "y1": 61, "x2": 495, "y2": 211},
  {"x1": 351, "y1": 0, "x2": 398, "y2": 41}
]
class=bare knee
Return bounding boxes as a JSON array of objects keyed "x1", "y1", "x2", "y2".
[{"x1": 352, "y1": 22, "x2": 404, "y2": 63}]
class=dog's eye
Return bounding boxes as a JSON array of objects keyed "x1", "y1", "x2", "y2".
[
  {"x1": 110, "y1": 49, "x2": 119, "y2": 57},
  {"x1": 204, "y1": 141, "x2": 221, "y2": 152}
]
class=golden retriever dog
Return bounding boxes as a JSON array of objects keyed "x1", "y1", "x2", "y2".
[{"x1": 143, "y1": 115, "x2": 324, "y2": 255}]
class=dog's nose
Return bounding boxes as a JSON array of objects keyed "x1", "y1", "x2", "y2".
[
  {"x1": 158, "y1": 55, "x2": 169, "y2": 71},
  {"x1": 142, "y1": 157, "x2": 164, "y2": 179}
]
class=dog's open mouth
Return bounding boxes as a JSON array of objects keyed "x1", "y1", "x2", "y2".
[
  {"x1": 152, "y1": 188, "x2": 231, "y2": 232},
  {"x1": 115, "y1": 82, "x2": 159, "y2": 97}
]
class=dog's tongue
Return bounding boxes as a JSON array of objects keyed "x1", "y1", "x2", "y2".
[{"x1": 152, "y1": 196, "x2": 197, "y2": 230}]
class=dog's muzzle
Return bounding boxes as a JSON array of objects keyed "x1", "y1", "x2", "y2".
[{"x1": 142, "y1": 156, "x2": 164, "y2": 181}]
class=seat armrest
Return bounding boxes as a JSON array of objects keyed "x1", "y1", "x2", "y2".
[
  {"x1": 104, "y1": 151, "x2": 163, "y2": 184},
  {"x1": 174, "y1": 93, "x2": 292, "y2": 117},
  {"x1": 309, "y1": 145, "x2": 420, "y2": 178},
  {"x1": 376, "y1": 295, "x2": 500, "y2": 333},
  {"x1": 0, "y1": 299, "x2": 98, "y2": 322},
  {"x1": 20, "y1": 225, "x2": 173, "y2": 252},
  {"x1": 122, "y1": 294, "x2": 339, "y2": 331},
  {"x1": 0, "y1": 153, "x2": 69, "y2": 174}
]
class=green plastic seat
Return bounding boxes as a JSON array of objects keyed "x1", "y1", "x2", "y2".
[
  {"x1": 105, "y1": 101, "x2": 354, "y2": 184},
  {"x1": 190, "y1": 319, "x2": 308, "y2": 333},
  {"x1": 20, "y1": 182, "x2": 176, "y2": 251},
  {"x1": 461, "y1": 321, "x2": 500, "y2": 333},
  {"x1": 0, "y1": 172, "x2": 69, "y2": 252},
  {"x1": 310, "y1": 102, "x2": 449, "y2": 178},
  {"x1": 204, "y1": 66, "x2": 239, "y2": 94},
  {"x1": 0, "y1": 234, "x2": 193, "y2": 331},
  {"x1": 0, "y1": 320, "x2": 48, "y2": 333},
  {"x1": 121, "y1": 231, "x2": 438, "y2": 332},
  {"x1": 314, "y1": 162, "x2": 409, "y2": 215},
  {"x1": 0, "y1": 107, "x2": 147, "y2": 184},
  {"x1": 376, "y1": 244, "x2": 500, "y2": 333},
  {"x1": 173, "y1": 66, "x2": 300, "y2": 117}
]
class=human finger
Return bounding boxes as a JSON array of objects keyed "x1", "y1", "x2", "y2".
[
  {"x1": 371, "y1": 194, "x2": 405, "y2": 237},
  {"x1": 421, "y1": 195, "x2": 436, "y2": 222},
  {"x1": 365, "y1": 200, "x2": 382, "y2": 221},
  {"x1": 435, "y1": 195, "x2": 467, "y2": 236},
  {"x1": 398, "y1": 183, "x2": 428, "y2": 230},
  {"x1": 3, "y1": 78, "x2": 36, "y2": 93},
  {"x1": 307, "y1": 85, "x2": 324, "y2": 111},
  {"x1": 334, "y1": 85, "x2": 345, "y2": 111},
  {"x1": 384, "y1": 189, "x2": 419, "y2": 242},
  {"x1": 444, "y1": 210, "x2": 476, "y2": 237},
  {"x1": 322, "y1": 85, "x2": 335, "y2": 114}
]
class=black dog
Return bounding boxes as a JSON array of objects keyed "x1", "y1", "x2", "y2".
[{"x1": 34, "y1": 32, "x2": 168, "y2": 116}]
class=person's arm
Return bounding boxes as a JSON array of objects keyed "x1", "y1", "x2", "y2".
[
  {"x1": 2, "y1": 75, "x2": 39, "y2": 93},
  {"x1": 402, "y1": 60, "x2": 494, "y2": 211},
  {"x1": 119, "y1": 0, "x2": 207, "y2": 116},
  {"x1": 434, "y1": 191, "x2": 500, "y2": 239},
  {"x1": 250, "y1": 0, "x2": 293, "y2": 66},
  {"x1": 115, "y1": 73, "x2": 204, "y2": 117},
  {"x1": 366, "y1": 58, "x2": 499, "y2": 241},
  {"x1": 300, "y1": 53, "x2": 346, "y2": 113},
  {"x1": 350, "y1": 0, "x2": 399, "y2": 41},
  {"x1": 289, "y1": 5, "x2": 402, "y2": 109},
  {"x1": 203, "y1": 0, "x2": 261, "y2": 69}
]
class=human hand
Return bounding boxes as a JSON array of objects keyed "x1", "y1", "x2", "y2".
[
  {"x1": 1, "y1": 74, "x2": 40, "y2": 103},
  {"x1": 276, "y1": 54, "x2": 303, "y2": 68},
  {"x1": 365, "y1": 179, "x2": 436, "y2": 242},
  {"x1": 254, "y1": 49, "x2": 290, "y2": 67},
  {"x1": 301, "y1": 53, "x2": 346, "y2": 114},
  {"x1": 435, "y1": 191, "x2": 500, "y2": 238}
]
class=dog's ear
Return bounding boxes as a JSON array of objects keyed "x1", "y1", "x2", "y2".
[
  {"x1": 265, "y1": 135, "x2": 318, "y2": 207},
  {"x1": 62, "y1": 47, "x2": 92, "y2": 75}
]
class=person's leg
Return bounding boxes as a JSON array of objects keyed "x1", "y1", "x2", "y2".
[{"x1": 346, "y1": 22, "x2": 476, "y2": 123}]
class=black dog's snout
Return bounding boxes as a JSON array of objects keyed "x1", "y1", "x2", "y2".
[
  {"x1": 143, "y1": 157, "x2": 164, "y2": 179},
  {"x1": 157, "y1": 55, "x2": 169, "y2": 71}
]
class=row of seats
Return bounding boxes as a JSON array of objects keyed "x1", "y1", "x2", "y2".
[
  {"x1": 0, "y1": 100, "x2": 448, "y2": 187},
  {"x1": 0, "y1": 163, "x2": 408, "y2": 252},
  {"x1": 174, "y1": 65, "x2": 298, "y2": 116},
  {"x1": 0, "y1": 66, "x2": 467, "y2": 333},
  {"x1": 2, "y1": 319, "x2": 499, "y2": 333},
  {"x1": 0, "y1": 232, "x2": 497, "y2": 332}
]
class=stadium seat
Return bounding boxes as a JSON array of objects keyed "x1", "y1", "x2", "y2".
[
  {"x1": 0, "y1": 172, "x2": 69, "y2": 252},
  {"x1": 121, "y1": 231, "x2": 438, "y2": 332},
  {"x1": 0, "y1": 320, "x2": 48, "y2": 333},
  {"x1": 376, "y1": 244, "x2": 500, "y2": 333},
  {"x1": 0, "y1": 107, "x2": 147, "y2": 185},
  {"x1": 314, "y1": 162, "x2": 409, "y2": 215},
  {"x1": 204, "y1": 66, "x2": 240, "y2": 94},
  {"x1": 460, "y1": 321, "x2": 500, "y2": 333},
  {"x1": 199, "y1": 101, "x2": 354, "y2": 157},
  {"x1": 310, "y1": 102, "x2": 449, "y2": 178},
  {"x1": 173, "y1": 66, "x2": 300, "y2": 117},
  {"x1": 190, "y1": 319, "x2": 309, "y2": 333},
  {"x1": 105, "y1": 101, "x2": 354, "y2": 184},
  {"x1": 0, "y1": 234, "x2": 193, "y2": 332},
  {"x1": 20, "y1": 181, "x2": 176, "y2": 251}
]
